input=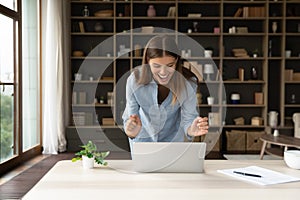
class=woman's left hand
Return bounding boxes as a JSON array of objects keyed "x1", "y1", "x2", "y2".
[{"x1": 188, "y1": 117, "x2": 209, "y2": 137}]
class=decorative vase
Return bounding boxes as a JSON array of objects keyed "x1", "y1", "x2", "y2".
[
  {"x1": 268, "y1": 111, "x2": 278, "y2": 127},
  {"x1": 82, "y1": 6, "x2": 89, "y2": 17},
  {"x1": 94, "y1": 22, "x2": 104, "y2": 32},
  {"x1": 193, "y1": 22, "x2": 199, "y2": 32},
  {"x1": 251, "y1": 67, "x2": 258, "y2": 80},
  {"x1": 147, "y1": 5, "x2": 156, "y2": 17},
  {"x1": 82, "y1": 156, "x2": 94, "y2": 169},
  {"x1": 272, "y1": 22, "x2": 277, "y2": 33}
]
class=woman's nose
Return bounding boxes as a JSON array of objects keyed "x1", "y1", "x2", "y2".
[{"x1": 160, "y1": 65, "x2": 167, "y2": 74}]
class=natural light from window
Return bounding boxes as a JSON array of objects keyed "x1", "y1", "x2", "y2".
[
  {"x1": 22, "y1": 0, "x2": 39, "y2": 151},
  {"x1": 0, "y1": 13, "x2": 15, "y2": 163},
  {"x1": 0, "y1": 0, "x2": 17, "y2": 11}
]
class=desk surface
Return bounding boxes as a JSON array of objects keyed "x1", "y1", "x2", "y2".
[{"x1": 23, "y1": 160, "x2": 300, "y2": 200}]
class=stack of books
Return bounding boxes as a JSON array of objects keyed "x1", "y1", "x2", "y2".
[{"x1": 234, "y1": 7, "x2": 265, "y2": 18}]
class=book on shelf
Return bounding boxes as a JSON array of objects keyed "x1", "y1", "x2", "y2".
[
  {"x1": 72, "y1": 112, "x2": 93, "y2": 126},
  {"x1": 73, "y1": 112, "x2": 85, "y2": 126},
  {"x1": 72, "y1": 91, "x2": 77, "y2": 104},
  {"x1": 243, "y1": 7, "x2": 265, "y2": 18},
  {"x1": 234, "y1": 8, "x2": 243, "y2": 17},
  {"x1": 78, "y1": 91, "x2": 87, "y2": 104},
  {"x1": 243, "y1": 7, "x2": 248, "y2": 18},
  {"x1": 78, "y1": 21, "x2": 85, "y2": 33},
  {"x1": 85, "y1": 112, "x2": 93, "y2": 125},
  {"x1": 102, "y1": 118, "x2": 115, "y2": 125},
  {"x1": 72, "y1": 22, "x2": 80, "y2": 32},
  {"x1": 72, "y1": 91, "x2": 87, "y2": 105}
]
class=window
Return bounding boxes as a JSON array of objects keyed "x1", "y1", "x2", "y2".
[
  {"x1": 0, "y1": 11, "x2": 18, "y2": 163},
  {"x1": 22, "y1": 0, "x2": 40, "y2": 151},
  {"x1": 0, "y1": 0, "x2": 41, "y2": 172}
]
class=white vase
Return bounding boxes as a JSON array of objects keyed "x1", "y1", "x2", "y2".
[{"x1": 82, "y1": 156, "x2": 94, "y2": 169}]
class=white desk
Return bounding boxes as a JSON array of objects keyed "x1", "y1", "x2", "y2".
[{"x1": 23, "y1": 160, "x2": 300, "y2": 200}]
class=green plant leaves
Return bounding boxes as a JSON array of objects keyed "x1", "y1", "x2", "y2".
[{"x1": 71, "y1": 140, "x2": 110, "y2": 166}]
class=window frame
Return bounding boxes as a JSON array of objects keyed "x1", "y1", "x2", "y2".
[{"x1": 0, "y1": 0, "x2": 42, "y2": 176}]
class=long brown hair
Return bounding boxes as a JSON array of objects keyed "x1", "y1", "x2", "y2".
[{"x1": 134, "y1": 35, "x2": 197, "y2": 104}]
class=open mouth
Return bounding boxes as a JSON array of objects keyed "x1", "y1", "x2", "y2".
[{"x1": 158, "y1": 73, "x2": 168, "y2": 79}]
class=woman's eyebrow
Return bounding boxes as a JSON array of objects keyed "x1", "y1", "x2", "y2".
[{"x1": 152, "y1": 61, "x2": 176, "y2": 66}]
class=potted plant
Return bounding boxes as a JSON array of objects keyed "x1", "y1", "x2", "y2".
[
  {"x1": 71, "y1": 140, "x2": 110, "y2": 169},
  {"x1": 252, "y1": 49, "x2": 259, "y2": 58}
]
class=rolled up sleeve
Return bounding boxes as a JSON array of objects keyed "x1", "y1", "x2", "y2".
[
  {"x1": 122, "y1": 74, "x2": 140, "y2": 129},
  {"x1": 180, "y1": 81, "x2": 199, "y2": 140}
]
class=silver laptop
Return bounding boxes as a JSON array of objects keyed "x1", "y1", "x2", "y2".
[{"x1": 131, "y1": 142, "x2": 206, "y2": 173}]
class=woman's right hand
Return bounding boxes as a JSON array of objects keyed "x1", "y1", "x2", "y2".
[{"x1": 125, "y1": 114, "x2": 142, "y2": 139}]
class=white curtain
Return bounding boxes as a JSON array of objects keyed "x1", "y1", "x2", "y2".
[{"x1": 41, "y1": 0, "x2": 69, "y2": 154}]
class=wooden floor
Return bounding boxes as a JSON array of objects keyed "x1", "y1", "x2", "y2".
[
  {"x1": 0, "y1": 151, "x2": 223, "y2": 199},
  {"x1": 0, "y1": 153, "x2": 73, "y2": 199}
]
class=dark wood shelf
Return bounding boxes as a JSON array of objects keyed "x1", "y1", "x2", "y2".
[{"x1": 68, "y1": 0, "x2": 300, "y2": 154}]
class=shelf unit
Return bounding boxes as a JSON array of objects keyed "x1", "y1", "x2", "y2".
[
  {"x1": 280, "y1": 1, "x2": 300, "y2": 134},
  {"x1": 67, "y1": 0, "x2": 300, "y2": 153}
]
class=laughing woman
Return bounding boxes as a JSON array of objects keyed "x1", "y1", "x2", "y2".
[{"x1": 122, "y1": 36, "x2": 208, "y2": 147}]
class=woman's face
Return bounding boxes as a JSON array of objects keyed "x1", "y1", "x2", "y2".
[{"x1": 148, "y1": 56, "x2": 177, "y2": 85}]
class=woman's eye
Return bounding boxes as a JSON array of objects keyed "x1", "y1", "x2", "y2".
[
  {"x1": 153, "y1": 64, "x2": 161, "y2": 68},
  {"x1": 151, "y1": 63, "x2": 175, "y2": 68}
]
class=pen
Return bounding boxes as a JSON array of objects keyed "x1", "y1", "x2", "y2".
[{"x1": 233, "y1": 171, "x2": 262, "y2": 178}]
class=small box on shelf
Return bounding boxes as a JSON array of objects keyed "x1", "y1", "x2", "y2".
[
  {"x1": 102, "y1": 118, "x2": 115, "y2": 126},
  {"x1": 254, "y1": 92, "x2": 263, "y2": 105},
  {"x1": 232, "y1": 48, "x2": 249, "y2": 58},
  {"x1": 234, "y1": 117, "x2": 245, "y2": 125},
  {"x1": 251, "y1": 117, "x2": 263, "y2": 126},
  {"x1": 236, "y1": 27, "x2": 248, "y2": 34},
  {"x1": 293, "y1": 73, "x2": 300, "y2": 81},
  {"x1": 285, "y1": 69, "x2": 293, "y2": 81}
]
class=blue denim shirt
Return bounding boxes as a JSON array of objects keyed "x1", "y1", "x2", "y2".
[{"x1": 122, "y1": 70, "x2": 199, "y2": 148}]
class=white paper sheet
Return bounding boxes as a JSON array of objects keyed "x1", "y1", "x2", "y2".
[{"x1": 217, "y1": 166, "x2": 300, "y2": 186}]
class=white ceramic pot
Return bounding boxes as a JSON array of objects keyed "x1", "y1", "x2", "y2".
[
  {"x1": 204, "y1": 50, "x2": 213, "y2": 58},
  {"x1": 230, "y1": 93, "x2": 240, "y2": 104},
  {"x1": 82, "y1": 155, "x2": 94, "y2": 169},
  {"x1": 284, "y1": 150, "x2": 300, "y2": 170},
  {"x1": 273, "y1": 129, "x2": 279, "y2": 137},
  {"x1": 285, "y1": 50, "x2": 292, "y2": 58},
  {"x1": 207, "y1": 96, "x2": 214, "y2": 105}
]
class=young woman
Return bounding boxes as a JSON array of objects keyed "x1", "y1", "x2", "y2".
[{"x1": 122, "y1": 36, "x2": 208, "y2": 145}]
